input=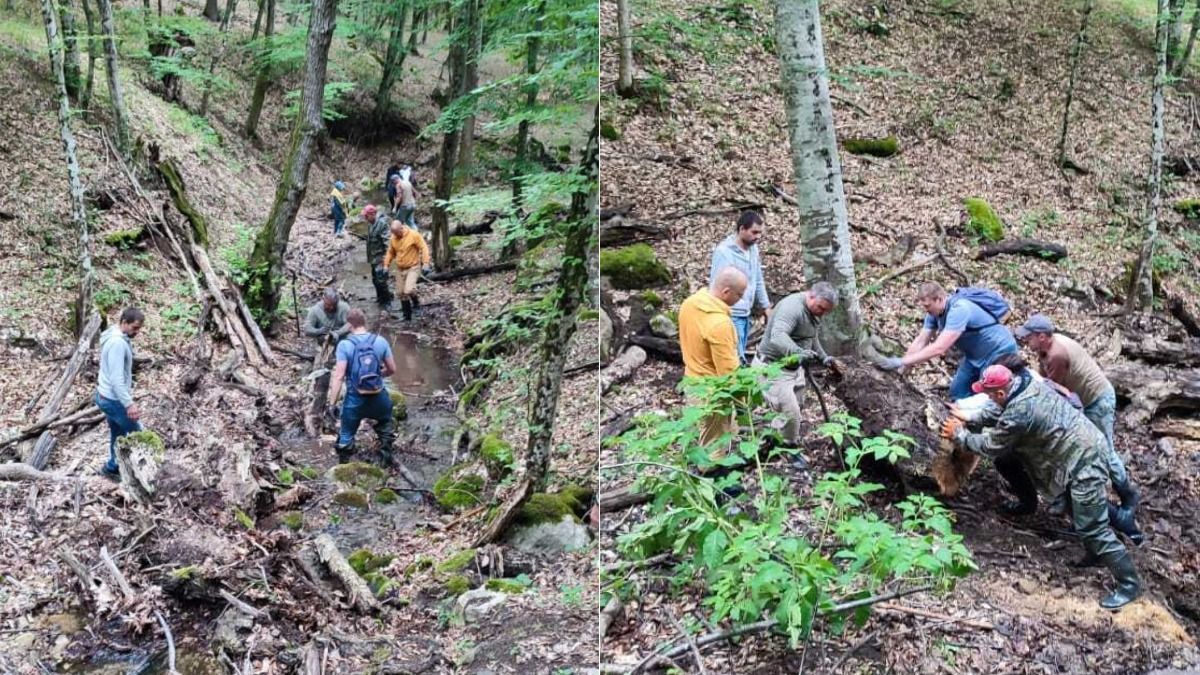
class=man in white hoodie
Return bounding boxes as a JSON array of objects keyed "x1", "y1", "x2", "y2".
[{"x1": 95, "y1": 308, "x2": 144, "y2": 479}]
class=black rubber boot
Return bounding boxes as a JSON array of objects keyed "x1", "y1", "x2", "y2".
[
  {"x1": 401, "y1": 299, "x2": 413, "y2": 321},
  {"x1": 378, "y1": 445, "x2": 395, "y2": 468},
  {"x1": 995, "y1": 453, "x2": 1039, "y2": 516},
  {"x1": 335, "y1": 443, "x2": 354, "y2": 464},
  {"x1": 1100, "y1": 552, "x2": 1142, "y2": 610},
  {"x1": 1107, "y1": 502, "x2": 1146, "y2": 546},
  {"x1": 410, "y1": 294, "x2": 420, "y2": 314}
]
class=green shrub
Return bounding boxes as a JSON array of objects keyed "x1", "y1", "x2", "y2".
[
  {"x1": 479, "y1": 434, "x2": 515, "y2": 479},
  {"x1": 601, "y1": 119, "x2": 621, "y2": 141},
  {"x1": 103, "y1": 228, "x2": 144, "y2": 249},
  {"x1": 600, "y1": 244, "x2": 671, "y2": 289},
  {"x1": 963, "y1": 198, "x2": 1004, "y2": 242},
  {"x1": 843, "y1": 135, "x2": 899, "y2": 157},
  {"x1": 1173, "y1": 198, "x2": 1200, "y2": 219}
]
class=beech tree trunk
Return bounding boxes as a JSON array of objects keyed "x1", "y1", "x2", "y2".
[
  {"x1": 1175, "y1": 0, "x2": 1200, "y2": 77},
  {"x1": 245, "y1": 0, "x2": 276, "y2": 138},
  {"x1": 773, "y1": 0, "x2": 863, "y2": 354},
  {"x1": 374, "y1": 0, "x2": 409, "y2": 116},
  {"x1": 1057, "y1": 0, "x2": 1093, "y2": 168},
  {"x1": 80, "y1": 0, "x2": 98, "y2": 113},
  {"x1": 246, "y1": 0, "x2": 338, "y2": 315},
  {"x1": 251, "y1": 0, "x2": 265, "y2": 40},
  {"x1": 59, "y1": 0, "x2": 82, "y2": 101},
  {"x1": 41, "y1": 0, "x2": 93, "y2": 330},
  {"x1": 407, "y1": 4, "x2": 422, "y2": 54},
  {"x1": 474, "y1": 110, "x2": 599, "y2": 546},
  {"x1": 1168, "y1": 0, "x2": 1186, "y2": 71},
  {"x1": 199, "y1": 0, "x2": 239, "y2": 117},
  {"x1": 1128, "y1": 0, "x2": 1170, "y2": 313},
  {"x1": 203, "y1": 0, "x2": 221, "y2": 21},
  {"x1": 97, "y1": 0, "x2": 130, "y2": 158},
  {"x1": 511, "y1": 0, "x2": 543, "y2": 209},
  {"x1": 616, "y1": 0, "x2": 634, "y2": 96},
  {"x1": 456, "y1": 0, "x2": 482, "y2": 180},
  {"x1": 431, "y1": 11, "x2": 465, "y2": 270}
]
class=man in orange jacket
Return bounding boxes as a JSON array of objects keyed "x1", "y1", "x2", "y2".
[
  {"x1": 678, "y1": 266, "x2": 748, "y2": 449},
  {"x1": 382, "y1": 221, "x2": 431, "y2": 321}
]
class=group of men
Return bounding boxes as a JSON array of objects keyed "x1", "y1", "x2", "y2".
[{"x1": 676, "y1": 210, "x2": 1145, "y2": 610}]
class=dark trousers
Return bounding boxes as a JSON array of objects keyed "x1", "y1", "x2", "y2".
[
  {"x1": 95, "y1": 393, "x2": 141, "y2": 473},
  {"x1": 371, "y1": 264, "x2": 393, "y2": 305},
  {"x1": 337, "y1": 392, "x2": 395, "y2": 450}
]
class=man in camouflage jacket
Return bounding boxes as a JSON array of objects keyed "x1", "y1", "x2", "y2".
[
  {"x1": 364, "y1": 205, "x2": 394, "y2": 308},
  {"x1": 943, "y1": 364, "x2": 1141, "y2": 610}
]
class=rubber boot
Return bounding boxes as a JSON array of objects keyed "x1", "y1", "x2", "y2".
[
  {"x1": 378, "y1": 445, "x2": 395, "y2": 468},
  {"x1": 335, "y1": 443, "x2": 354, "y2": 464},
  {"x1": 400, "y1": 299, "x2": 413, "y2": 321},
  {"x1": 1107, "y1": 502, "x2": 1146, "y2": 546},
  {"x1": 1100, "y1": 552, "x2": 1142, "y2": 610},
  {"x1": 410, "y1": 294, "x2": 420, "y2": 315},
  {"x1": 1113, "y1": 478, "x2": 1141, "y2": 538},
  {"x1": 995, "y1": 453, "x2": 1038, "y2": 516}
]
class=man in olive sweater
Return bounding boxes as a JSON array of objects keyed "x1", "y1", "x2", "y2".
[{"x1": 750, "y1": 282, "x2": 839, "y2": 447}]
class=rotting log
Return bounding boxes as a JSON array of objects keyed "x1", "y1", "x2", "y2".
[
  {"x1": 1, "y1": 407, "x2": 105, "y2": 450},
  {"x1": 1168, "y1": 296, "x2": 1200, "y2": 337},
  {"x1": 601, "y1": 346, "x2": 646, "y2": 396},
  {"x1": 156, "y1": 159, "x2": 209, "y2": 246},
  {"x1": 975, "y1": 239, "x2": 1068, "y2": 262},
  {"x1": 600, "y1": 203, "x2": 634, "y2": 221},
  {"x1": 423, "y1": 261, "x2": 517, "y2": 283},
  {"x1": 304, "y1": 337, "x2": 335, "y2": 437},
  {"x1": 314, "y1": 534, "x2": 379, "y2": 612},
  {"x1": 1108, "y1": 363, "x2": 1200, "y2": 427},
  {"x1": 628, "y1": 334, "x2": 682, "y2": 364},
  {"x1": 115, "y1": 432, "x2": 163, "y2": 503},
  {"x1": 0, "y1": 462, "x2": 64, "y2": 482},
  {"x1": 1120, "y1": 335, "x2": 1200, "y2": 366},
  {"x1": 21, "y1": 312, "x2": 101, "y2": 469},
  {"x1": 598, "y1": 484, "x2": 652, "y2": 512},
  {"x1": 600, "y1": 218, "x2": 671, "y2": 248}
]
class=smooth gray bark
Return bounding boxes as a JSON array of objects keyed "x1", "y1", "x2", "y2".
[
  {"x1": 97, "y1": 0, "x2": 131, "y2": 157},
  {"x1": 1128, "y1": 0, "x2": 1170, "y2": 313},
  {"x1": 616, "y1": 0, "x2": 634, "y2": 96}
]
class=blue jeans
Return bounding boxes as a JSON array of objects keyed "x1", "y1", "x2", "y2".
[
  {"x1": 95, "y1": 393, "x2": 140, "y2": 472},
  {"x1": 337, "y1": 392, "x2": 395, "y2": 449},
  {"x1": 396, "y1": 206, "x2": 416, "y2": 228},
  {"x1": 333, "y1": 212, "x2": 345, "y2": 234},
  {"x1": 948, "y1": 360, "x2": 983, "y2": 401},
  {"x1": 732, "y1": 315, "x2": 751, "y2": 363},
  {"x1": 1083, "y1": 386, "x2": 1126, "y2": 485}
]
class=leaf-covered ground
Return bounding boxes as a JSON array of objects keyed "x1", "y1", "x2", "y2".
[{"x1": 600, "y1": 0, "x2": 1200, "y2": 671}]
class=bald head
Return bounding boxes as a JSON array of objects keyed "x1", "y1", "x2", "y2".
[{"x1": 711, "y1": 266, "x2": 748, "y2": 307}]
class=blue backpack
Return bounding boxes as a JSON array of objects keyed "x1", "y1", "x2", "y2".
[
  {"x1": 348, "y1": 334, "x2": 384, "y2": 395},
  {"x1": 940, "y1": 287, "x2": 1010, "y2": 333}
]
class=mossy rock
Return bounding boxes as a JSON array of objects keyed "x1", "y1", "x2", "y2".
[
  {"x1": 389, "y1": 390, "x2": 408, "y2": 421},
  {"x1": 347, "y1": 548, "x2": 395, "y2": 576},
  {"x1": 479, "y1": 434, "x2": 515, "y2": 479},
  {"x1": 119, "y1": 430, "x2": 165, "y2": 459},
  {"x1": 1173, "y1": 198, "x2": 1200, "y2": 219},
  {"x1": 599, "y1": 244, "x2": 671, "y2": 289},
  {"x1": 279, "y1": 511, "x2": 304, "y2": 531},
  {"x1": 638, "y1": 290, "x2": 664, "y2": 307},
  {"x1": 458, "y1": 378, "x2": 489, "y2": 410},
  {"x1": 601, "y1": 120, "x2": 622, "y2": 141},
  {"x1": 485, "y1": 578, "x2": 527, "y2": 595},
  {"x1": 432, "y1": 463, "x2": 486, "y2": 511},
  {"x1": 436, "y1": 549, "x2": 476, "y2": 574},
  {"x1": 843, "y1": 135, "x2": 899, "y2": 158},
  {"x1": 363, "y1": 571, "x2": 395, "y2": 597},
  {"x1": 331, "y1": 462, "x2": 387, "y2": 490},
  {"x1": 444, "y1": 574, "x2": 471, "y2": 596},
  {"x1": 103, "y1": 228, "x2": 144, "y2": 249},
  {"x1": 374, "y1": 488, "x2": 399, "y2": 505},
  {"x1": 515, "y1": 493, "x2": 580, "y2": 526},
  {"x1": 558, "y1": 483, "x2": 595, "y2": 513},
  {"x1": 299, "y1": 466, "x2": 320, "y2": 481},
  {"x1": 404, "y1": 556, "x2": 435, "y2": 577},
  {"x1": 333, "y1": 488, "x2": 370, "y2": 509},
  {"x1": 963, "y1": 198, "x2": 1005, "y2": 242}
]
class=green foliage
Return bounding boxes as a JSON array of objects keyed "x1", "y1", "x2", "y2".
[
  {"x1": 607, "y1": 365, "x2": 975, "y2": 646},
  {"x1": 436, "y1": 549, "x2": 477, "y2": 574},
  {"x1": 600, "y1": 119, "x2": 621, "y2": 141},
  {"x1": 843, "y1": 135, "x2": 899, "y2": 157},
  {"x1": 113, "y1": 261, "x2": 153, "y2": 284},
  {"x1": 94, "y1": 284, "x2": 131, "y2": 315},
  {"x1": 599, "y1": 244, "x2": 671, "y2": 289},
  {"x1": 166, "y1": 105, "x2": 221, "y2": 157},
  {"x1": 1172, "y1": 198, "x2": 1200, "y2": 219},
  {"x1": 1019, "y1": 208, "x2": 1061, "y2": 237},
  {"x1": 963, "y1": 198, "x2": 1004, "y2": 242},
  {"x1": 389, "y1": 390, "x2": 408, "y2": 421},
  {"x1": 280, "y1": 511, "x2": 304, "y2": 531},
  {"x1": 104, "y1": 228, "x2": 145, "y2": 249},
  {"x1": 284, "y1": 81, "x2": 357, "y2": 121},
  {"x1": 300, "y1": 466, "x2": 320, "y2": 481},
  {"x1": 559, "y1": 583, "x2": 584, "y2": 608},
  {"x1": 374, "y1": 488, "x2": 399, "y2": 505},
  {"x1": 276, "y1": 468, "x2": 295, "y2": 486},
  {"x1": 444, "y1": 575, "x2": 471, "y2": 596},
  {"x1": 480, "y1": 434, "x2": 516, "y2": 478},
  {"x1": 485, "y1": 577, "x2": 529, "y2": 594},
  {"x1": 160, "y1": 300, "x2": 199, "y2": 339},
  {"x1": 433, "y1": 464, "x2": 486, "y2": 510},
  {"x1": 232, "y1": 507, "x2": 254, "y2": 529},
  {"x1": 348, "y1": 548, "x2": 395, "y2": 576}
]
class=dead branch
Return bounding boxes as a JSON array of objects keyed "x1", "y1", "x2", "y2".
[
  {"x1": 627, "y1": 334, "x2": 683, "y2": 364},
  {"x1": 933, "y1": 219, "x2": 970, "y2": 285},
  {"x1": 976, "y1": 239, "x2": 1068, "y2": 262},
  {"x1": 660, "y1": 201, "x2": 764, "y2": 222},
  {"x1": 600, "y1": 218, "x2": 672, "y2": 247},
  {"x1": 600, "y1": 203, "x2": 635, "y2": 221},
  {"x1": 665, "y1": 608, "x2": 707, "y2": 675},
  {"x1": 219, "y1": 588, "x2": 269, "y2": 619},
  {"x1": 1168, "y1": 296, "x2": 1200, "y2": 337},
  {"x1": 154, "y1": 610, "x2": 179, "y2": 675},
  {"x1": 99, "y1": 545, "x2": 135, "y2": 601},
  {"x1": 601, "y1": 346, "x2": 646, "y2": 395},
  {"x1": 0, "y1": 463, "x2": 66, "y2": 482},
  {"x1": 315, "y1": 534, "x2": 379, "y2": 612},
  {"x1": 450, "y1": 211, "x2": 499, "y2": 236},
  {"x1": 598, "y1": 484, "x2": 652, "y2": 511},
  {"x1": 875, "y1": 602, "x2": 994, "y2": 630},
  {"x1": 600, "y1": 595, "x2": 625, "y2": 641},
  {"x1": 860, "y1": 255, "x2": 937, "y2": 299}
]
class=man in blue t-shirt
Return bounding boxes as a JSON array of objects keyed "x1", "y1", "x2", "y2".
[
  {"x1": 326, "y1": 309, "x2": 398, "y2": 466},
  {"x1": 880, "y1": 282, "x2": 1018, "y2": 399}
]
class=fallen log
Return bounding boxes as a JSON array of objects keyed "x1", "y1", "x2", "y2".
[
  {"x1": 600, "y1": 218, "x2": 671, "y2": 247},
  {"x1": 975, "y1": 239, "x2": 1068, "y2": 262},
  {"x1": 1108, "y1": 363, "x2": 1200, "y2": 427},
  {"x1": 450, "y1": 211, "x2": 499, "y2": 236},
  {"x1": 1168, "y1": 296, "x2": 1200, "y2": 337},
  {"x1": 315, "y1": 534, "x2": 379, "y2": 612},
  {"x1": 598, "y1": 484, "x2": 652, "y2": 511},
  {"x1": 423, "y1": 261, "x2": 518, "y2": 282},
  {"x1": 600, "y1": 203, "x2": 635, "y2": 221},
  {"x1": 628, "y1": 334, "x2": 682, "y2": 364},
  {"x1": 303, "y1": 337, "x2": 335, "y2": 438},
  {"x1": 600, "y1": 595, "x2": 625, "y2": 640},
  {"x1": 0, "y1": 406, "x2": 104, "y2": 449},
  {"x1": 601, "y1": 346, "x2": 647, "y2": 395},
  {"x1": 21, "y1": 312, "x2": 102, "y2": 469},
  {"x1": 0, "y1": 462, "x2": 64, "y2": 482},
  {"x1": 1120, "y1": 335, "x2": 1200, "y2": 366}
]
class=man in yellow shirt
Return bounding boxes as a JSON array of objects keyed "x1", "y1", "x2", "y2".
[
  {"x1": 382, "y1": 221, "x2": 431, "y2": 321},
  {"x1": 678, "y1": 266, "x2": 748, "y2": 448}
]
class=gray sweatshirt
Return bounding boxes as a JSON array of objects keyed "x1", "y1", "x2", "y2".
[
  {"x1": 97, "y1": 325, "x2": 134, "y2": 407},
  {"x1": 756, "y1": 292, "x2": 828, "y2": 365},
  {"x1": 303, "y1": 300, "x2": 351, "y2": 339}
]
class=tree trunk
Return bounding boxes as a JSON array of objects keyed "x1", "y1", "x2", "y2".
[
  {"x1": 245, "y1": 0, "x2": 338, "y2": 317},
  {"x1": 97, "y1": 0, "x2": 131, "y2": 158},
  {"x1": 474, "y1": 110, "x2": 599, "y2": 546},
  {"x1": 199, "y1": 0, "x2": 239, "y2": 117},
  {"x1": 1174, "y1": 0, "x2": 1200, "y2": 77},
  {"x1": 616, "y1": 0, "x2": 635, "y2": 96},
  {"x1": 511, "y1": 0, "x2": 543, "y2": 209},
  {"x1": 374, "y1": 0, "x2": 408, "y2": 116},
  {"x1": 773, "y1": 0, "x2": 863, "y2": 354},
  {"x1": 245, "y1": 0, "x2": 276, "y2": 138},
  {"x1": 80, "y1": 0, "x2": 98, "y2": 114},
  {"x1": 41, "y1": 0, "x2": 93, "y2": 331},
  {"x1": 1128, "y1": 0, "x2": 1170, "y2": 313},
  {"x1": 203, "y1": 0, "x2": 221, "y2": 21},
  {"x1": 456, "y1": 0, "x2": 482, "y2": 180},
  {"x1": 1168, "y1": 0, "x2": 1186, "y2": 71},
  {"x1": 407, "y1": 4, "x2": 421, "y2": 54},
  {"x1": 1057, "y1": 0, "x2": 1093, "y2": 168},
  {"x1": 251, "y1": 0, "x2": 265, "y2": 40},
  {"x1": 431, "y1": 12, "x2": 465, "y2": 270},
  {"x1": 59, "y1": 0, "x2": 82, "y2": 101}
]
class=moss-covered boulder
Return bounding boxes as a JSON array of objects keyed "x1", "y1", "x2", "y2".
[
  {"x1": 479, "y1": 434, "x2": 515, "y2": 479},
  {"x1": 1173, "y1": 198, "x2": 1200, "y2": 219},
  {"x1": 333, "y1": 489, "x2": 370, "y2": 509},
  {"x1": 600, "y1": 244, "x2": 671, "y2": 289},
  {"x1": 485, "y1": 578, "x2": 527, "y2": 594},
  {"x1": 516, "y1": 492, "x2": 580, "y2": 526},
  {"x1": 436, "y1": 549, "x2": 476, "y2": 574},
  {"x1": 638, "y1": 290, "x2": 664, "y2": 308},
  {"x1": 843, "y1": 135, "x2": 899, "y2": 158},
  {"x1": 279, "y1": 511, "x2": 304, "y2": 531},
  {"x1": 444, "y1": 574, "x2": 471, "y2": 596},
  {"x1": 389, "y1": 390, "x2": 408, "y2": 421},
  {"x1": 963, "y1": 198, "x2": 1005, "y2": 242},
  {"x1": 348, "y1": 548, "x2": 395, "y2": 576},
  {"x1": 374, "y1": 488, "x2": 399, "y2": 505},
  {"x1": 601, "y1": 119, "x2": 621, "y2": 141},
  {"x1": 558, "y1": 484, "x2": 595, "y2": 513},
  {"x1": 103, "y1": 228, "x2": 145, "y2": 249},
  {"x1": 649, "y1": 313, "x2": 678, "y2": 339},
  {"x1": 330, "y1": 462, "x2": 387, "y2": 491},
  {"x1": 363, "y1": 571, "x2": 395, "y2": 597},
  {"x1": 432, "y1": 463, "x2": 486, "y2": 511}
]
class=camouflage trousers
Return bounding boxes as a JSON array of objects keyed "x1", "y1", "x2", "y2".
[{"x1": 1068, "y1": 457, "x2": 1128, "y2": 564}]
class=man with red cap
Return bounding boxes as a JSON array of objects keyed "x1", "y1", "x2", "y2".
[
  {"x1": 941, "y1": 364, "x2": 1142, "y2": 610},
  {"x1": 363, "y1": 205, "x2": 394, "y2": 308}
]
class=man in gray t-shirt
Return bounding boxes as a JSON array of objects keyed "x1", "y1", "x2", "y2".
[{"x1": 303, "y1": 288, "x2": 351, "y2": 342}]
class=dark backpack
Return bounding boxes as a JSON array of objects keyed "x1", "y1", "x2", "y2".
[
  {"x1": 939, "y1": 287, "x2": 1011, "y2": 333},
  {"x1": 348, "y1": 334, "x2": 384, "y2": 395}
]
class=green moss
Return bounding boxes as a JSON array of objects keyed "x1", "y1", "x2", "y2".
[
  {"x1": 444, "y1": 574, "x2": 471, "y2": 596},
  {"x1": 515, "y1": 493, "x2": 578, "y2": 526},
  {"x1": 232, "y1": 507, "x2": 254, "y2": 529},
  {"x1": 389, "y1": 390, "x2": 408, "y2": 421},
  {"x1": 479, "y1": 434, "x2": 515, "y2": 479},
  {"x1": 485, "y1": 578, "x2": 527, "y2": 594},
  {"x1": 404, "y1": 557, "x2": 435, "y2": 577},
  {"x1": 432, "y1": 464, "x2": 485, "y2": 510},
  {"x1": 364, "y1": 571, "x2": 395, "y2": 597},
  {"x1": 333, "y1": 489, "x2": 370, "y2": 509},
  {"x1": 374, "y1": 488, "x2": 399, "y2": 505},
  {"x1": 638, "y1": 290, "x2": 664, "y2": 307},
  {"x1": 118, "y1": 430, "x2": 165, "y2": 459},
  {"x1": 600, "y1": 119, "x2": 621, "y2": 141},
  {"x1": 169, "y1": 565, "x2": 199, "y2": 580},
  {"x1": 279, "y1": 511, "x2": 304, "y2": 531},
  {"x1": 299, "y1": 466, "x2": 319, "y2": 481},
  {"x1": 558, "y1": 484, "x2": 595, "y2": 513},
  {"x1": 103, "y1": 228, "x2": 144, "y2": 249},
  {"x1": 458, "y1": 378, "x2": 489, "y2": 410},
  {"x1": 843, "y1": 135, "x2": 899, "y2": 157},
  {"x1": 964, "y1": 198, "x2": 1005, "y2": 242},
  {"x1": 332, "y1": 462, "x2": 387, "y2": 490},
  {"x1": 436, "y1": 549, "x2": 476, "y2": 574},
  {"x1": 348, "y1": 548, "x2": 395, "y2": 576},
  {"x1": 449, "y1": 236, "x2": 466, "y2": 250},
  {"x1": 599, "y1": 244, "x2": 672, "y2": 289},
  {"x1": 577, "y1": 308, "x2": 600, "y2": 321},
  {"x1": 1173, "y1": 198, "x2": 1200, "y2": 219}
]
